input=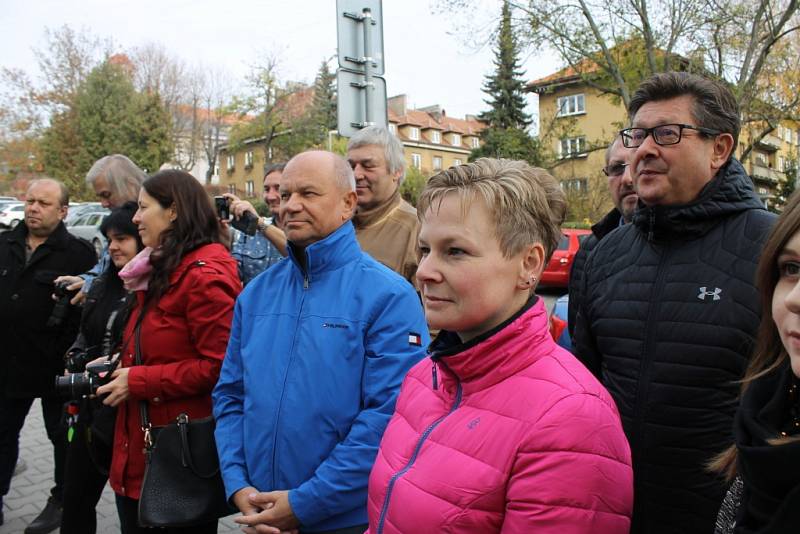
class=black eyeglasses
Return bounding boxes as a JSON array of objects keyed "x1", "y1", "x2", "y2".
[
  {"x1": 620, "y1": 123, "x2": 721, "y2": 148},
  {"x1": 603, "y1": 162, "x2": 629, "y2": 177}
]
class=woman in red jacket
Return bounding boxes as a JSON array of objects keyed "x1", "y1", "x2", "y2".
[
  {"x1": 366, "y1": 159, "x2": 633, "y2": 533},
  {"x1": 96, "y1": 169, "x2": 240, "y2": 534}
]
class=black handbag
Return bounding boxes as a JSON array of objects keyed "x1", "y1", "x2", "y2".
[{"x1": 133, "y1": 318, "x2": 232, "y2": 527}]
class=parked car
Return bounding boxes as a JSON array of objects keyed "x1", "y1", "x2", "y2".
[
  {"x1": 66, "y1": 210, "x2": 109, "y2": 258},
  {"x1": 539, "y1": 228, "x2": 591, "y2": 288},
  {"x1": 66, "y1": 202, "x2": 103, "y2": 226},
  {"x1": 550, "y1": 294, "x2": 572, "y2": 351},
  {"x1": 0, "y1": 203, "x2": 25, "y2": 229},
  {"x1": 0, "y1": 196, "x2": 18, "y2": 202}
]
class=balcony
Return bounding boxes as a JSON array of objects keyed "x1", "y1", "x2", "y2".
[
  {"x1": 755, "y1": 134, "x2": 782, "y2": 152},
  {"x1": 751, "y1": 164, "x2": 784, "y2": 184}
]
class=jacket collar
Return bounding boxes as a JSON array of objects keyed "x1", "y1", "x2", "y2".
[
  {"x1": 592, "y1": 208, "x2": 625, "y2": 241},
  {"x1": 352, "y1": 189, "x2": 402, "y2": 229},
  {"x1": 428, "y1": 296, "x2": 555, "y2": 395},
  {"x1": 287, "y1": 221, "x2": 362, "y2": 277},
  {"x1": 632, "y1": 158, "x2": 766, "y2": 242},
  {"x1": 5, "y1": 221, "x2": 71, "y2": 265}
]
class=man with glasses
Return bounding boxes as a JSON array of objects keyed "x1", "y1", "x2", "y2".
[
  {"x1": 572, "y1": 72, "x2": 775, "y2": 534},
  {"x1": 567, "y1": 135, "x2": 637, "y2": 335}
]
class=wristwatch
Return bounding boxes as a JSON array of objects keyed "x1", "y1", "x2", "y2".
[{"x1": 257, "y1": 216, "x2": 272, "y2": 232}]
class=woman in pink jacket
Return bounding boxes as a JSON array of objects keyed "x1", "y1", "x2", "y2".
[{"x1": 366, "y1": 158, "x2": 633, "y2": 534}]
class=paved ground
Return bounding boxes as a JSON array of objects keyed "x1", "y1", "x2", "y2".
[{"x1": 1, "y1": 400, "x2": 242, "y2": 534}]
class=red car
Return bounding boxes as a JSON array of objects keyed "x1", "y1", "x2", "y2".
[{"x1": 540, "y1": 228, "x2": 592, "y2": 287}]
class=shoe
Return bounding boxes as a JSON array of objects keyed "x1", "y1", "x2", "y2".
[{"x1": 24, "y1": 496, "x2": 62, "y2": 534}]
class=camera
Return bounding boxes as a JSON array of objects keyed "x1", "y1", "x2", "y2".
[
  {"x1": 214, "y1": 196, "x2": 230, "y2": 220},
  {"x1": 64, "y1": 347, "x2": 93, "y2": 374},
  {"x1": 47, "y1": 281, "x2": 77, "y2": 328},
  {"x1": 54, "y1": 358, "x2": 118, "y2": 399}
]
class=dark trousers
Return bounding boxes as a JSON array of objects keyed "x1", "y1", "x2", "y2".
[
  {"x1": 60, "y1": 417, "x2": 108, "y2": 534},
  {"x1": 115, "y1": 494, "x2": 217, "y2": 534},
  {"x1": 0, "y1": 394, "x2": 66, "y2": 503}
]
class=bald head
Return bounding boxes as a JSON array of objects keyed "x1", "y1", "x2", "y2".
[
  {"x1": 24, "y1": 179, "x2": 69, "y2": 237},
  {"x1": 280, "y1": 151, "x2": 359, "y2": 248}
]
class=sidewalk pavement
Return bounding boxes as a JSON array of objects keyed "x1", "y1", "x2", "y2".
[{"x1": 1, "y1": 399, "x2": 242, "y2": 534}]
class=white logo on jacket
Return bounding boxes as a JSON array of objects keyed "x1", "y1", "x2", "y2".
[{"x1": 698, "y1": 287, "x2": 722, "y2": 301}]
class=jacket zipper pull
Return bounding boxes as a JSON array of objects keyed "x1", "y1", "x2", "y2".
[
  {"x1": 303, "y1": 276, "x2": 309, "y2": 289},
  {"x1": 432, "y1": 363, "x2": 438, "y2": 390},
  {"x1": 648, "y1": 210, "x2": 655, "y2": 242}
]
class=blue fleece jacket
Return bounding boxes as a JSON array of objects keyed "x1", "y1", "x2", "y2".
[{"x1": 213, "y1": 221, "x2": 428, "y2": 531}]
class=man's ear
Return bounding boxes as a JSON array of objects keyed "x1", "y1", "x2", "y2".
[
  {"x1": 342, "y1": 190, "x2": 358, "y2": 220},
  {"x1": 710, "y1": 133, "x2": 735, "y2": 170}
]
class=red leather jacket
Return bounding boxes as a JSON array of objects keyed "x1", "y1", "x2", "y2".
[{"x1": 108, "y1": 243, "x2": 241, "y2": 499}]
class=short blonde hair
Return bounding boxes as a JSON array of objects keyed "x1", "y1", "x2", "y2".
[{"x1": 418, "y1": 158, "x2": 566, "y2": 260}]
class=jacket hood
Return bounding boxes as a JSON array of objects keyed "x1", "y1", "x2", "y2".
[
  {"x1": 429, "y1": 297, "x2": 555, "y2": 395},
  {"x1": 633, "y1": 158, "x2": 766, "y2": 241},
  {"x1": 287, "y1": 221, "x2": 361, "y2": 277}
]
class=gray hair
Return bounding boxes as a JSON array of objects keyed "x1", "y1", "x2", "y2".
[
  {"x1": 85, "y1": 155, "x2": 146, "y2": 201},
  {"x1": 264, "y1": 163, "x2": 286, "y2": 178},
  {"x1": 347, "y1": 125, "x2": 406, "y2": 183},
  {"x1": 605, "y1": 135, "x2": 623, "y2": 164}
]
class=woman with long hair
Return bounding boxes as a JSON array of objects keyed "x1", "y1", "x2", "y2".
[
  {"x1": 60, "y1": 201, "x2": 143, "y2": 534},
  {"x1": 713, "y1": 190, "x2": 800, "y2": 533},
  {"x1": 95, "y1": 170, "x2": 240, "y2": 534},
  {"x1": 365, "y1": 159, "x2": 633, "y2": 533}
]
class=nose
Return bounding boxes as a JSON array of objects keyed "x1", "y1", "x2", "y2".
[
  {"x1": 415, "y1": 251, "x2": 442, "y2": 287},
  {"x1": 100, "y1": 199, "x2": 111, "y2": 208},
  {"x1": 132, "y1": 209, "x2": 142, "y2": 224},
  {"x1": 786, "y1": 280, "x2": 800, "y2": 313}
]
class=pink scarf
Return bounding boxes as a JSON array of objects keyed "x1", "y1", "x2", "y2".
[{"x1": 118, "y1": 247, "x2": 154, "y2": 291}]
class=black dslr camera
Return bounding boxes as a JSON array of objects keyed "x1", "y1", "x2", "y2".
[
  {"x1": 215, "y1": 196, "x2": 258, "y2": 236},
  {"x1": 48, "y1": 281, "x2": 77, "y2": 327},
  {"x1": 55, "y1": 357, "x2": 118, "y2": 399}
]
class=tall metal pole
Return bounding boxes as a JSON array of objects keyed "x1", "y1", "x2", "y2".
[{"x1": 361, "y1": 7, "x2": 375, "y2": 126}]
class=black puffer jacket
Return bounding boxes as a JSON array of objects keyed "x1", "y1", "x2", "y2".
[
  {"x1": 567, "y1": 208, "x2": 625, "y2": 338},
  {"x1": 572, "y1": 159, "x2": 775, "y2": 534}
]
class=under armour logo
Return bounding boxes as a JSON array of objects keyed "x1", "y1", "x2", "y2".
[{"x1": 698, "y1": 287, "x2": 722, "y2": 301}]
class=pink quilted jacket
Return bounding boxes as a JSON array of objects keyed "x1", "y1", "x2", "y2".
[{"x1": 366, "y1": 299, "x2": 633, "y2": 533}]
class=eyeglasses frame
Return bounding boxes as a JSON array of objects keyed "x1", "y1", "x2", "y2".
[{"x1": 619, "y1": 123, "x2": 722, "y2": 149}]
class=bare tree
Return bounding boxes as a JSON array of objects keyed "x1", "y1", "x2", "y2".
[{"x1": 198, "y1": 67, "x2": 235, "y2": 185}]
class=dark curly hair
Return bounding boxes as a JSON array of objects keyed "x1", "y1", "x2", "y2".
[{"x1": 140, "y1": 169, "x2": 226, "y2": 303}]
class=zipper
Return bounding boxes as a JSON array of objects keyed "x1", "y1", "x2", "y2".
[
  {"x1": 270, "y1": 263, "x2": 309, "y2": 489},
  {"x1": 647, "y1": 210, "x2": 656, "y2": 242},
  {"x1": 376, "y1": 361, "x2": 462, "y2": 534},
  {"x1": 630, "y1": 242, "x2": 669, "y2": 494}
]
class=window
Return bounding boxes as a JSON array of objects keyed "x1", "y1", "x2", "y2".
[
  {"x1": 560, "y1": 178, "x2": 588, "y2": 192},
  {"x1": 411, "y1": 153, "x2": 422, "y2": 169},
  {"x1": 453, "y1": 159, "x2": 462, "y2": 166},
  {"x1": 471, "y1": 137, "x2": 480, "y2": 149},
  {"x1": 431, "y1": 130, "x2": 441, "y2": 144},
  {"x1": 556, "y1": 94, "x2": 586, "y2": 117},
  {"x1": 388, "y1": 123, "x2": 397, "y2": 134},
  {"x1": 779, "y1": 156, "x2": 786, "y2": 171},
  {"x1": 409, "y1": 127, "x2": 420, "y2": 140},
  {"x1": 245, "y1": 151, "x2": 254, "y2": 168},
  {"x1": 246, "y1": 180, "x2": 255, "y2": 197},
  {"x1": 213, "y1": 161, "x2": 220, "y2": 177},
  {"x1": 755, "y1": 153, "x2": 769, "y2": 167},
  {"x1": 451, "y1": 133, "x2": 461, "y2": 146},
  {"x1": 559, "y1": 137, "x2": 587, "y2": 158},
  {"x1": 758, "y1": 187, "x2": 768, "y2": 195},
  {"x1": 226, "y1": 154, "x2": 235, "y2": 171},
  {"x1": 433, "y1": 156, "x2": 442, "y2": 170},
  {"x1": 228, "y1": 184, "x2": 237, "y2": 194},
  {"x1": 786, "y1": 128, "x2": 793, "y2": 143}
]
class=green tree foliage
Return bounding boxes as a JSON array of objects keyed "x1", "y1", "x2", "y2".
[
  {"x1": 773, "y1": 159, "x2": 798, "y2": 213},
  {"x1": 470, "y1": 127, "x2": 542, "y2": 166},
  {"x1": 399, "y1": 166, "x2": 428, "y2": 207},
  {"x1": 41, "y1": 61, "x2": 173, "y2": 196},
  {"x1": 475, "y1": 1, "x2": 541, "y2": 164},
  {"x1": 479, "y1": 1, "x2": 531, "y2": 130},
  {"x1": 310, "y1": 59, "x2": 337, "y2": 134}
]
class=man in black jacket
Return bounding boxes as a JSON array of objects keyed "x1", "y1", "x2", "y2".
[
  {"x1": 567, "y1": 136, "x2": 637, "y2": 336},
  {"x1": 0, "y1": 179, "x2": 96, "y2": 533},
  {"x1": 572, "y1": 72, "x2": 776, "y2": 534}
]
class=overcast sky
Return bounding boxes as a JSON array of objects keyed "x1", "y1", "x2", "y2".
[{"x1": 0, "y1": 0, "x2": 560, "y2": 121}]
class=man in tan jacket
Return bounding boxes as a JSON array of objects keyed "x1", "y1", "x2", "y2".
[{"x1": 347, "y1": 126, "x2": 419, "y2": 283}]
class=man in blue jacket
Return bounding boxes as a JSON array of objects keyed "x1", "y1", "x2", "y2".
[{"x1": 213, "y1": 150, "x2": 429, "y2": 534}]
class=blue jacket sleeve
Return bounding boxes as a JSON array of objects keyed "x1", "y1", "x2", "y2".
[
  {"x1": 80, "y1": 250, "x2": 110, "y2": 293},
  {"x1": 288, "y1": 285, "x2": 429, "y2": 526},
  {"x1": 212, "y1": 298, "x2": 251, "y2": 500}
]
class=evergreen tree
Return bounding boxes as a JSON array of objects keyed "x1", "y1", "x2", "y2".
[
  {"x1": 479, "y1": 1, "x2": 531, "y2": 130},
  {"x1": 311, "y1": 59, "x2": 337, "y2": 134}
]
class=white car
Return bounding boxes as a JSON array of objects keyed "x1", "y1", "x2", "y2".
[
  {"x1": 67, "y1": 210, "x2": 109, "y2": 258},
  {"x1": 0, "y1": 203, "x2": 25, "y2": 229}
]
